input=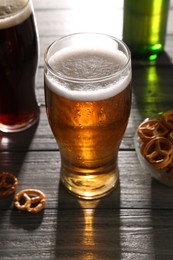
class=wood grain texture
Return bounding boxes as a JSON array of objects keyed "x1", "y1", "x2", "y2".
[
  {"x1": 0, "y1": 0, "x2": 173, "y2": 259},
  {"x1": 1, "y1": 208, "x2": 173, "y2": 259}
]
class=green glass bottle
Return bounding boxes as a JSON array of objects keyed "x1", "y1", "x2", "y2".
[{"x1": 123, "y1": 0, "x2": 170, "y2": 60}]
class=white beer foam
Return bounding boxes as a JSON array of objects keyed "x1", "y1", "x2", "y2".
[
  {"x1": 45, "y1": 47, "x2": 131, "y2": 102},
  {"x1": 0, "y1": 0, "x2": 32, "y2": 29}
]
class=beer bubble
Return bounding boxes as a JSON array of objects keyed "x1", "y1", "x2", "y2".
[
  {"x1": 76, "y1": 156, "x2": 82, "y2": 160},
  {"x1": 50, "y1": 48, "x2": 127, "y2": 80},
  {"x1": 46, "y1": 47, "x2": 131, "y2": 102}
]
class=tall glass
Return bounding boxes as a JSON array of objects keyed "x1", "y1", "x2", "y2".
[
  {"x1": 44, "y1": 33, "x2": 132, "y2": 199},
  {"x1": 0, "y1": 0, "x2": 39, "y2": 132}
]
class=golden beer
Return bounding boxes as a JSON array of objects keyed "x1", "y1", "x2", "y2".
[{"x1": 44, "y1": 33, "x2": 131, "y2": 199}]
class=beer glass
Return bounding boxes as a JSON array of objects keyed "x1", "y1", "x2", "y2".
[
  {"x1": 0, "y1": 0, "x2": 39, "y2": 132},
  {"x1": 44, "y1": 33, "x2": 132, "y2": 199}
]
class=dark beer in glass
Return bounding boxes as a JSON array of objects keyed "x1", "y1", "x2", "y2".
[
  {"x1": 0, "y1": 0, "x2": 39, "y2": 132},
  {"x1": 44, "y1": 33, "x2": 132, "y2": 199}
]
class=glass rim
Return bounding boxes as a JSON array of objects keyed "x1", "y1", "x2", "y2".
[
  {"x1": 44, "y1": 32, "x2": 131, "y2": 84},
  {"x1": 0, "y1": 0, "x2": 30, "y2": 19}
]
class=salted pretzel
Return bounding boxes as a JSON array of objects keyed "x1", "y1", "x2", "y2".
[
  {"x1": 162, "y1": 110, "x2": 173, "y2": 130},
  {"x1": 14, "y1": 189, "x2": 46, "y2": 213},
  {"x1": 0, "y1": 172, "x2": 18, "y2": 196},
  {"x1": 137, "y1": 119, "x2": 168, "y2": 142},
  {"x1": 142, "y1": 137, "x2": 173, "y2": 169}
]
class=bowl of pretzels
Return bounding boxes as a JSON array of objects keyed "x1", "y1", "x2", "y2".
[{"x1": 135, "y1": 109, "x2": 173, "y2": 187}]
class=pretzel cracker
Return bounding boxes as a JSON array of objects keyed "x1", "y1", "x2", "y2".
[
  {"x1": 0, "y1": 172, "x2": 18, "y2": 197},
  {"x1": 14, "y1": 189, "x2": 46, "y2": 213}
]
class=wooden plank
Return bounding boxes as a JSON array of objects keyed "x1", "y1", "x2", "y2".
[
  {"x1": 1, "y1": 208, "x2": 173, "y2": 259},
  {"x1": 1, "y1": 2, "x2": 173, "y2": 259},
  {"x1": 1, "y1": 150, "x2": 173, "y2": 210},
  {"x1": 33, "y1": 0, "x2": 124, "y2": 11},
  {"x1": 132, "y1": 65, "x2": 173, "y2": 117},
  {"x1": 35, "y1": 9, "x2": 123, "y2": 39},
  {"x1": 32, "y1": 0, "x2": 173, "y2": 10}
]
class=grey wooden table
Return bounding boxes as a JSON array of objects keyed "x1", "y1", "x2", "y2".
[{"x1": 0, "y1": 0, "x2": 173, "y2": 259}]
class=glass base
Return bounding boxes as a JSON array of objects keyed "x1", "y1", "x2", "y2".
[
  {"x1": 60, "y1": 164, "x2": 119, "y2": 200},
  {"x1": 0, "y1": 112, "x2": 39, "y2": 133}
]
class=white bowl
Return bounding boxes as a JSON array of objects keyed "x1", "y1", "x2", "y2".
[{"x1": 134, "y1": 123, "x2": 173, "y2": 187}]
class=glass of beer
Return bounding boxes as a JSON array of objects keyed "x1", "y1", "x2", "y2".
[
  {"x1": 0, "y1": 0, "x2": 40, "y2": 132},
  {"x1": 44, "y1": 33, "x2": 132, "y2": 200}
]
